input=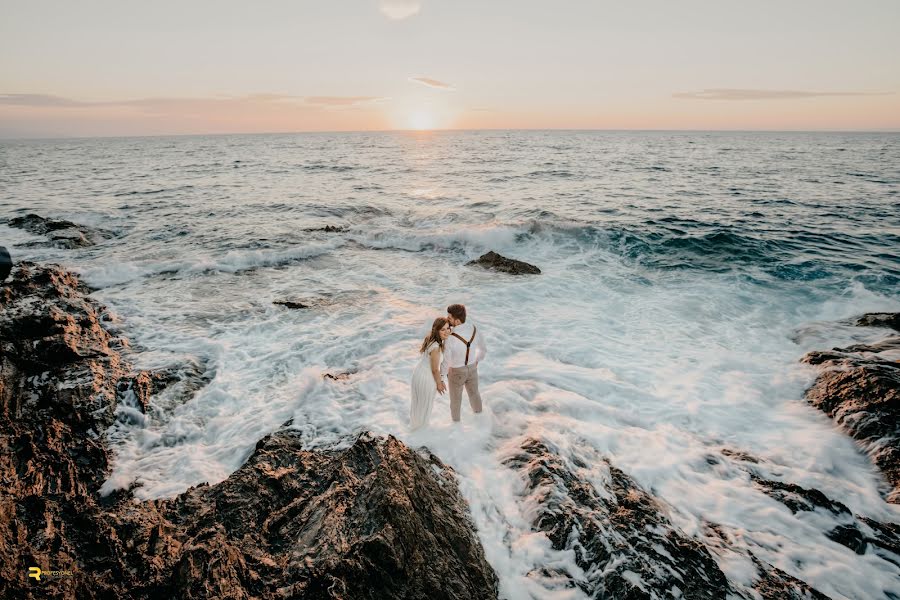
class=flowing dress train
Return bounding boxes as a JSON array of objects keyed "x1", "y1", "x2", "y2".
[{"x1": 410, "y1": 342, "x2": 441, "y2": 430}]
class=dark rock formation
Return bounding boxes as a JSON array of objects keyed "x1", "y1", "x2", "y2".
[
  {"x1": 466, "y1": 251, "x2": 541, "y2": 275},
  {"x1": 801, "y1": 314, "x2": 900, "y2": 503},
  {"x1": 505, "y1": 438, "x2": 732, "y2": 599},
  {"x1": 505, "y1": 438, "x2": 848, "y2": 599},
  {"x1": 7, "y1": 214, "x2": 112, "y2": 249},
  {"x1": 324, "y1": 371, "x2": 354, "y2": 381},
  {"x1": 306, "y1": 225, "x2": 347, "y2": 233},
  {"x1": 0, "y1": 262, "x2": 498, "y2": 599},
  {"x1": 273, "y1": 299, "x2": 310, "y2": 309},
  {"x1": 0, "y1": 245, "x2": 10, "y2": 281},
  {"x1": 856, "y1": 312, "x2": 900, "y2": 332},
  {"x1": 160, "y1": 432, "x2": 498, "y2": 600}
]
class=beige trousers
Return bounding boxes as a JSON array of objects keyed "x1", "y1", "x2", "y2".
[{"x1": 448, "y1": 363, "x2": 483, "y2": 422}]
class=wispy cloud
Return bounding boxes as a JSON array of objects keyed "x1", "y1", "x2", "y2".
[
  {"x1": 304, "y1": 96, "x2": 386, "y2": 106},
  {"x1": 0, "y1": 93, "x2": 387, "y2": 110},
  {"x1": 378, "y1": 0, "x2": 421, "y2": 20},
  {"x1": 0, "y1": 92, "x2": 393, "y2": 137},
  {"x1": 674, "y1": 88, "x2": 891, "y2": 100},
  {"x1": 409, "y1": 77, "x2": 454, "y2": 91},
  {"x1": 0, "y1": 93, "x2": 93, "y2": 107}
]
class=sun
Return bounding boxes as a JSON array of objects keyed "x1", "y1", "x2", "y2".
[{"x1": 408, "y1": 110, "x2": 436, "y2": 131}]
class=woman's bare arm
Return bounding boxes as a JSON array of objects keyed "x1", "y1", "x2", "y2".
[{"x1": 430, "y1": 348, "x2": 446, "y2": 394}]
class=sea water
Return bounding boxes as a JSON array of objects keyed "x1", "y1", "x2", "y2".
[{"x1": 2, "y1": 131, "x2": 899, "y2": 599}]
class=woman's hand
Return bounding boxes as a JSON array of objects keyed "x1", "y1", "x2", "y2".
[{"x1": 436, "y1": 380, "x2": 447, "y2": 395}]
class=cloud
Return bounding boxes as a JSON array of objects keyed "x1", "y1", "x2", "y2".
[
  {"x1": 409, "y1": 77, "x2": 455, "y2": 91},
  {"x1": 304, "y1": 96, "x2": 386, "y2": 106},
  {"x1": 673, "y1": 88, "x2": 891, "y2": 100},
  {"x1": 0, "y1": 93, "x2": 387, "y2": 110},
  {"x1": 0, "y1": 93, "x2": 92, "y2": 107},
  {"x1": 378, "y1": 0, "x2": 421, "y2": 20}
]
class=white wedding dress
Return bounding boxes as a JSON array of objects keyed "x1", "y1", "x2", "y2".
[{"x1": 410, "y1": 342, "x2": 442, "y2": 430}]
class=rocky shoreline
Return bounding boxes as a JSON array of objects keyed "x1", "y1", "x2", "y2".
[
  {"x1": 0, "y1": 262, "x2": 497, "y2": 599},
  {"x1": 2, "y1": 260, "x2": 899, "y2": 599},
  {"x1": 802, "y1": 313, "x2": 900, "y2": 503}
]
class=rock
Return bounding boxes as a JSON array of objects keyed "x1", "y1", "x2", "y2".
[
  {"x1": 466, "y1": 251, "x2": 541, "y2": 275},
  {"x1": 161, "y1": 432, "x2": 498, "y2": 599},
  {"x1": 305, "y1": 225, "x2": 346, "y2": 233},
  {"x1": 273, "y1": 300, "x2": 309, "y2": 310},
  {"x1": 856, "y1": 312, "x2": 900, "y2": 332},
  {"x1": 859, "y1": 517, "x2": 900, "y2": 568},
  {"x1": 0, "y1": 262, "x2": 498, "y2": 600},
  {"x1": 750, "y1": 476, "x2": 852, "y2": 517},
  {"x1": 0, "y1": 245, "x2": 10, "y2": 281},
  {"x1": 7, "y1": 213, "x2": 111, "y2": 249},
  {"x1": 826, "y1": 525, "x2": 868, "y2": 555},
  {"x1": 323, "y1": 371, "x2": 353, "y2": 381},
  {"x1": 504, "y1": 438, "x2": 731, "y2": 598},
  {"x1": 801, "y1": 337, "x2": 900, "y2": 503}
]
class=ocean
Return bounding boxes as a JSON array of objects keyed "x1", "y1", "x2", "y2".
[{"x1": 2, "y1": 130, "x2": 899, "y2": 599}]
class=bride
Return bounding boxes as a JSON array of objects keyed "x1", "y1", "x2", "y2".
[{"x1": 410, "y1": 317, "x2": 451, "y2": 430}]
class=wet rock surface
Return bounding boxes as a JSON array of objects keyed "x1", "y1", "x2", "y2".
[
  {"x1": 719, "y1": 447, "x2": 900, "y2": 570},
  {"x1": 466, "y1": 251, "x2": 541, "y2": 275},
  {"x1": 506, "y1": 438, "x2": 852, "y2": 600},
  {"x1": 700, "y1": 523, "x2": 831, "y2": 600},
  {"x1": 7, "y1": 214, "x2": 113, "y2": 249},
  {"x1": 1, "y1": 263, "x2": 498, "y2": 599},
  {"x1": 802, "y1": 312, "x2": 900, "y2": 503},
  {"x1": 855, "y1": 312, "x2": 900, "y2": 332},
  {"x1": 502, "y1": 438, "x2": 827, "y2": 599}
]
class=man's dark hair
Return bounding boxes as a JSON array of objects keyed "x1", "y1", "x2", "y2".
[{"x1": 447, "y1": 304, "x2": 466, "y2": 323}]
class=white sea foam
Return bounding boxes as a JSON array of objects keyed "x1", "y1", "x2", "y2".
[
  {"x1": 79, "y1": 240, "x2": 343, "y2": 287},
  {"x1": 89, "y1": 237, "x2": 900, "y2": 599}
]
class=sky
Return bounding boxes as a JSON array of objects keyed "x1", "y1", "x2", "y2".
[{"x1": 1, "y1": 0, "x2": 899, "y2": 137}]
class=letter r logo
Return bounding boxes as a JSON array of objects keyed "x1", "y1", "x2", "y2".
[{"x1": 28, "y1": 567, "x2": 42, "y2": 581}]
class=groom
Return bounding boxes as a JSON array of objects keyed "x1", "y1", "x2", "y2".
[{"x1": 443, "y1": 304, "x2": 487, "y2": 422}]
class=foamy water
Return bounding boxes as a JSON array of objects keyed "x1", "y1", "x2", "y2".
[{"x1": 3, "y1": 131, "x2": 900, "y2": 599}]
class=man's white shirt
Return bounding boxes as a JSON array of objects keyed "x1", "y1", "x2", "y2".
[{"x1": 441, "y1": 321, "x2": 487, "y2": 375}]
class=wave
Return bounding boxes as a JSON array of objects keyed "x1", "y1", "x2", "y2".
[
  {"x1": 79, "y1": 240, "x2": 342, "y2": 287},
  {"x1": 344, "y1": 217, "x2": 898, "y2": 292}
]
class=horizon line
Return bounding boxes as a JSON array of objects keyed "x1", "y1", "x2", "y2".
[{"x1": 2, "y1": 126, "x2": 900, "y2": 142}]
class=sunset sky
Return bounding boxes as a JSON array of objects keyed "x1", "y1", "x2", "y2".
[{"x1": 1, "y1": 0, "x2": 898, "y2": 137}]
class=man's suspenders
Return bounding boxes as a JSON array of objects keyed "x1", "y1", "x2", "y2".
[{"x1": 450, "y1": 326, "x2": 477, "y2": 366}]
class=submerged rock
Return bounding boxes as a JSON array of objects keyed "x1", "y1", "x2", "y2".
[
  {"x1": 273, "y1": 299, "x2": 310, "y2": 309},
  {"x1": 802, "y1": 315, "x2": 900, "y2": 503},
  {"x1": 305, "y1": 224, "x2": 347, "y2": 233},
  {"x1": 7, "y1": 213, "x2": 112, "y2": 249},
  {"x1": 0, "y1": 262, "x2": 498, "y2": 600},
  {"x1": 701, "y1": 523, "x2": 831, "y2": 600},
  {"x1": 720, "y1": 447, "x2": 900, "y2": 567},
  {"x1": 466, "y1": 251, "x2": 541, "y2": 275}
]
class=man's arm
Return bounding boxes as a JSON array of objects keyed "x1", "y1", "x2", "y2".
[
  {"x1": 441, "y1": 339, "x2": 452, "y2": 376},
  {"x1": 476, "y1": 326, "x2": 487, "y2": 363}
]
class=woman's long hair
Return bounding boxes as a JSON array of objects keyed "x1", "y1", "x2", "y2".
[{"x1": 420, "y1": 317, "x2": 448, "y2": 353}]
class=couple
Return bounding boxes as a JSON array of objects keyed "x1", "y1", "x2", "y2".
[{"x1": 410, "y1": 303, "x2": 487, "y2": 430}]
